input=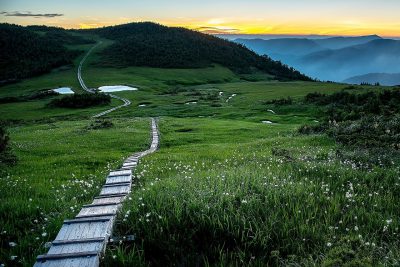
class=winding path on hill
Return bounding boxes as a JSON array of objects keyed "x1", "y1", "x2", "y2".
[
  {"x1": 77, "y1": 41, "x2": 131, "y2": 118},
  {"x1": 34, "y1": 118, "x2": 159, "y2": 267}
]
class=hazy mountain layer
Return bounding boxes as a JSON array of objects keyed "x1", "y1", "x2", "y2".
[
  {"x1": 344, "y1": 73, "x2": 400, "y2": 86},
  {"x1": 235, "y1": 35, "x2": 400, "y2": 83}
]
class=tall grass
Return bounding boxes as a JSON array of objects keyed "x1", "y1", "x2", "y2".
[
  {"x1": 105, "y1": 118, "x2": 400, "y2": 266},
  {"x1": 0, "y1": 118, "x2": 150, "y2": 266}
]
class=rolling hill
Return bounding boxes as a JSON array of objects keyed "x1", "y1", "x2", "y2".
[{"x1": 90, "y1": 22, "x2": 311, "y2": 81}]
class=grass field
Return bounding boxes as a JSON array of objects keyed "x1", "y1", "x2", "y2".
[
  {"x1": 101, "y1": 117, "x2": 399, "y2": 266},
  {"x1": 0, "y1": 118, "x2": 150, "y2": 266},
  {"x1": 1, "y1": 38, "x2": 399, "y2": 266}
]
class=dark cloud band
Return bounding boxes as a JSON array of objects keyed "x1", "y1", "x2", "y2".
[{"x1": 0, "y1": 11, "x2": 63, "y2": 18}]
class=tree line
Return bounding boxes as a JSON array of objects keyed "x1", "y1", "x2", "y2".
[{"x1": 0, "y1": 24, "x2": 92, "y2": 85}]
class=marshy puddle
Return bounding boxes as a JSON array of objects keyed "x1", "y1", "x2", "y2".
[
  {"x1": 138, "y1": 104, "x2": 146, "y2": 107},
  {"x1": 226, "y1": 94, "x2": 237, "y2": 102},
  {"x1": 98, "y1": 85, "x2": 138, "y2": 93},
  {"x1": 185, "y1": 101, "x2": 197, "y2": 105},
  {"x1": 262, "y1": 120, "x2": 274, "y2": 124},
  {"x1": 52, "y1": 87, "x2": 74, "y2": 94}
]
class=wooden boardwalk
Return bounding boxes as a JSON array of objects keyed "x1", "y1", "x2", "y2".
[
  {"x1": 34, "y1": 118, "x2": 159, "y2": 267},
  {"x1": 77, "y1": 42, "x2": 131, "y2": 118}
]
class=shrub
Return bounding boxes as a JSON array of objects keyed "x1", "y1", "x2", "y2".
[
  {"x1": 87, "y1": 119, "x2": 114, "y2": 130},
  {"x1": 49, "y1": 93, "x2": 111, "y2": 108},
  {"x1": 0, "y1": 124, "x2": 17, "y2": 165},
  {"x1": 264, "y1": 97, "x2": 293, "y2": 105}
]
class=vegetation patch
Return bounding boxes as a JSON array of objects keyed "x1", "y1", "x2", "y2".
[
  {"x1": 299, "y1": 89, "x2": 400, "y2": 166},
  {"x1": 48, "y1": 93, "x2": 111, "y2": 108},
  {"x1": 87, "y1": 119, "x2": 114, "y2": 130},
  {"x1": 0, "y1": 123, "x2": 17, "y2": 165}
]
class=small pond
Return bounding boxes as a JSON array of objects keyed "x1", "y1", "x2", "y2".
[
  {"x1": 53, "y1": 87, "x2": 74, "y2": 94},
  {"x1": 98, "y1": 85, "x2": 138, "y2": 93}
]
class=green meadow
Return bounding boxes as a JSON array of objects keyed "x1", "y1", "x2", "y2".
[{"x1": 1, "y1": 41, "x2": 399, "y2": 266}]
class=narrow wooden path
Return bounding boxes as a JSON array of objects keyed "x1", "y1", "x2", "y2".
[
  {"x1": 77, "y1": 41, "x2": 132, "y2": 118},
  {"x1": 34, "y1": 118, "x2": 159, "y2": 267}
]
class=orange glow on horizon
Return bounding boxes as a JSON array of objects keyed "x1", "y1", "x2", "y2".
[{"x1": 3, "y1": 17, "x2": 399, "y2": 37}]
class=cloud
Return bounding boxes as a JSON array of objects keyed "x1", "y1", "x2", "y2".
[
  {"x1": 1, "y1": 11, "x2": 63, "y2": 18},
  {"x1": 196, "y1": 26, "x2": 240, "y2": 34}
]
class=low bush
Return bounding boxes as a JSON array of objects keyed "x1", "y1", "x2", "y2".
[
  {"x1": 49, "y1": 93, "x2": 111, "y2": 108},
  {"x1": 87, "y1": 119, "x2": 114, "y2": 130},
  {"x1": 264, "y1": 97, "x2": 293, "y2": 105},
  {"x1": 0, "y1": 124, "x2": 17, "y2": 165}
]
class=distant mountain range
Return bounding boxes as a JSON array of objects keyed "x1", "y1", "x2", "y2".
[
  {"x1": 344, "y1": 73, "x2": 400, "y2": 86},
  {"x1": 234, "y1": 35, "x2": 400, "y2": 85}
]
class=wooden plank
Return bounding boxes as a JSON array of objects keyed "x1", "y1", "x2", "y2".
[
  {"x1": 37, "y1": 251, "x2": 98, "y2": 261},
  {"x1": 103, "y1": 182, "x2": 130, "y2": 188},
  {"x1": 124, "y1": 159, "x2": 138, "y2": 163},
  {"x1": 83, "y1": 203, "x2": 120, "y2": 208},
  {"x1": 100, "y1": 184, "x2": 130, "y2": 195},
  {"x1": 106, "y1": 175, "x2": 131, "y2": 184},
  {"x1": 108, "y1": 170, "x2": 131, "y2": 177},
  {"x1": 91, "y1": 196, "x2": 124, "y2": 204},
  {"x1": 94, "y1": 193, "x2": 127, "y2": 199},
  {"x1": 34, "y1": 256, "x2": 99, "y2": 267},
  {"x1": 76, "y1": 205, "x2": 118, "y2": 218},
  {"x1": 64, "y1": 217, "x2": 111, "y2": 224},
  {"x1": 55, "y1": 220, "x2": 112, "y2": 241},
  {"x1": 76, "y1": 211, "x2": 117, "y2": 219},
  {"x1": 52, "y1": 237, "x2": 105, "y2": 245},
  {"x1": 48, "y1": 241, "x2": 104, "y2": 255}
]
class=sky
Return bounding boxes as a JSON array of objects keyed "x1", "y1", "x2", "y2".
[{"x1": 1, "y1": 0, "x2": 400, "y2": 37}]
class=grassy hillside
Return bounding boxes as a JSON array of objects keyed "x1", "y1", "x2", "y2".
[
  {"x1": 90, "y1": 22, "x2": 311, "y2": 81},
  {"x1": 0, "y1": 24, "x2": 93, "y2": 84}
]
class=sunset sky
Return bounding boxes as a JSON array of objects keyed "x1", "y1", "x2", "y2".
[{"x1": 1, "y1": 0, "x2": 399, "y2": 37}]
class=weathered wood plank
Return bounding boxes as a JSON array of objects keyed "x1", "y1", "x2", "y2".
[
  {"x1": 94, "y1": 193, "x2": 128, "y2": 198},
  {"x1": 106, "y1": 175, "x2": 131, "y2": 184},
  {"x1": 55, "y1": 220, "x2": 112, "y2": 241},
  {"x1": 34, "y1": 256, "x2": 99, "y2": 267},
  {"x1": 91, "y1": 196, "x2": 124, "y2": 205},
  {"x1": 100, "y1": 184, "x2": 131, "y2": 195},
  {"x1": 108, "y1": 170, "x2": 131, "y2": 177},
  {"x1": 76, "y1": 205, "x2": 119, "y2": 218},
  {"x1": 48, "y1": 241, "x2": 104, "y2": 255},
  {"x1": 83, "y1": 202, "x2": 120, "y2": 208}
]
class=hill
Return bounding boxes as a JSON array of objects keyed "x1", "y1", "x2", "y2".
[
  {"x1": 313, "y1": 34, "x2": 381, "y2": 49},
  {"x1": 90, "y1": 22, "x2": 311, "y2": 81},
  {"x1": 344, "y1": 72, "x2": 400, "y2": 86},
  {"x1": 0, "y1": 24, "x2": 86, "y2": 84}
]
